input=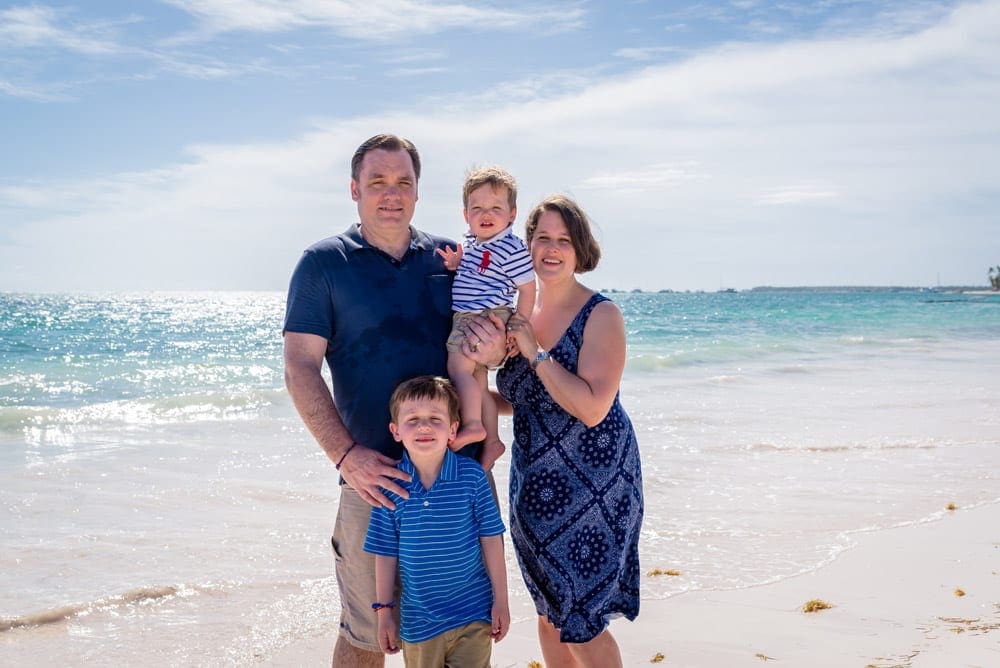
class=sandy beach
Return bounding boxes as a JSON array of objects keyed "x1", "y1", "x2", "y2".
[{"x1": 272, "y1": 501, "x2": 999, "y2": 667}]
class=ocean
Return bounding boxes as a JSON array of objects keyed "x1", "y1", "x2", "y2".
[{"x1": 2, "y1": 289, "x2": 998, "y2": 665}]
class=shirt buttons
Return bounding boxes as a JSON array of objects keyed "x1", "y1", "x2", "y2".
[{"x1": 423, "y1": 500, "x2": 430, "y2": 507}]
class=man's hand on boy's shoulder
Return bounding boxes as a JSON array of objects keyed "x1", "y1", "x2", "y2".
[{"x1": 338, "y1": 446, "x2": 411, "y2": 509}]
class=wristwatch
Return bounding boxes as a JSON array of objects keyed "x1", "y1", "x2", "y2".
[{"x1": 531, "y1": 349, "x2": 551, "y2": 370}]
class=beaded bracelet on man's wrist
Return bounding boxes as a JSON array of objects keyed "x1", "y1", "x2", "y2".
[{"x1": 335, "y1": 442, "x2": 359, "y2": 470}]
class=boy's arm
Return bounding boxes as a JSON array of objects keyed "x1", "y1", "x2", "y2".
[
  {"x1": 515, "y1": 279, "x2": 535, "y2": 318},
  {"x1": 480, "y1": 534, "x2": 510, "y2": 642},
  {"x1": 374, "y1": 554, "x2": 400, "y2": 654}
]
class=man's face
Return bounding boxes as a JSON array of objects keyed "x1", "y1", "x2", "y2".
[{"x1": 350, "y1": 148, "x2": 418, "y2": 235}]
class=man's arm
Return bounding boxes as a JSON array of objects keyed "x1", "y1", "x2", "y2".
[{"x1": 283, "y1": 331, "x2": 410, "y2": 507}]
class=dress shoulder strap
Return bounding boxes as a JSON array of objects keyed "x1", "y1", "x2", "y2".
[{"x1": 568, "y1": 293, "x2": 610, "y2": 337}]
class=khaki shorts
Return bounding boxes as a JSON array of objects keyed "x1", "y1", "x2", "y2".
[
  {"x1": 401, "y1": 620, "x2": 492, "y2": 668},
  {"x1": 331, "y1": 486, "x2": 399, "y2": 653},
  {"x1": 446, "y1": 307, "x2": 513, "y2": 354}
]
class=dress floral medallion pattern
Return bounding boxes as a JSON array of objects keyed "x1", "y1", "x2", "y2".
[{"x1": 497, "y1": 293, "x2": 644, "y2": 643}]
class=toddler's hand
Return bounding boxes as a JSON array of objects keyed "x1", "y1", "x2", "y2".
[{"x1": 435, "y1": 244, "x2": 463, "y2": 271}]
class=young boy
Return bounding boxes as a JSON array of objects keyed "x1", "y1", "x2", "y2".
[
  {"x1": 363, "y1": 375, "x2": 509, "y2": 667},
  {"x1": 436, "y1": 166, "x2": 535, "y2": 469}
]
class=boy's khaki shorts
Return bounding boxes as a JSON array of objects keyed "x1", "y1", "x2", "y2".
[
  {"x1": 446, "y1": 307, "x2": 513, "y2": 354},
  {"x1": 401, "y1": 620, "x2": 492, "y2": 668},
  {"x1": 331, "y1": 486, "x2": 398, "y2": 653}
]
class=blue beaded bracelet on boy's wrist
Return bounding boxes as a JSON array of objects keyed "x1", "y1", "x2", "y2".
[{"x1": 371, "y1": 601, "x2": 394, "y2": 611}]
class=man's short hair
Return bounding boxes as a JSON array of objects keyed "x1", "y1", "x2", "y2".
[
  {"x1": 462, "y1": 166, "x2": 517, "y2": 210},
  {"x1": 525, "y1": 195, "x2": 602, "y2": 273},
  {"x1": 389, "y1": 375, "x2": 461, "y2": 424},
  {"x1": 351, "y1": 134, "x2": 421, "y2": 181}
]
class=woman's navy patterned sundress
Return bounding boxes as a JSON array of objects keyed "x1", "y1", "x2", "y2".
[{"x1": 497, "y1": 293, "x2": 643, "y2": 643}]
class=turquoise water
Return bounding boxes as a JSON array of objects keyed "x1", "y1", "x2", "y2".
[
  {"x1": 2, "y1": 289, "x2": 996, "y2": 413},
  {"x1": 1, "y1": 289, "x2": 998, "y2": 665}
]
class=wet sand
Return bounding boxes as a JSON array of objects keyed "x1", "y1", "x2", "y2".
[{"x1": 273, "y1": 501, "x2": 999, "y2": 667}]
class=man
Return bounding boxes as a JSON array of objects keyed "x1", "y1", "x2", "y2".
[{"x1": 283, "y1": 134, "x2": 506, "y2": 667}]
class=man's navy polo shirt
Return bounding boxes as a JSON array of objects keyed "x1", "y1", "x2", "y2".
[{"x1": 283, "y1": 224, "x2": 455, "y2": 459}]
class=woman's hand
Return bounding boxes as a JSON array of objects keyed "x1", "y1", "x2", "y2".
[{"x1": 504, "y1": 313, "x2": 538, "y2": 360}]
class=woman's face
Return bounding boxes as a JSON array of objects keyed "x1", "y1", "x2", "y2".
[{"x1": 530, "y1": 209, "x2": 576, "y2": 279}]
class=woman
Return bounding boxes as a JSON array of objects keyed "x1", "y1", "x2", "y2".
[{"x1": 496, "y1": 195, "x2": 644, "y2": 667}]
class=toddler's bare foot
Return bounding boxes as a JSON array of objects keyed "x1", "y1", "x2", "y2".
[
  {"x1": 452, "y1": 421, "x2": 487, "y2": 450},
  {"x1": 479, "y1": 439, "x2": 506, "y2": 471}
]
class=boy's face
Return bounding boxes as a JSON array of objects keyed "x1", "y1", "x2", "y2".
[
  {"x1": 389, "y1": 397, "x2": 458, "y2": 457},
  {"x1": 464, "y1": 184, "x2": 516, "y2": 243}
]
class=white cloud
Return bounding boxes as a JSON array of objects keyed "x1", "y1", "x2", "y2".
[
  {"x1": 614, "y1": 46, "x2": 682, "y2": 61},
  {"x1": 755, "y1": 184, "x2": 839, "y2": 206},
  {"x1": 0, "y1": 78, "x2": 68, "y2": 101},
  {"x1": 0, "y1": 4, "x2": 261, "y2": 90},
  {"x1": 162, "y1": 0, "x2": 585, "y2": 41},
  {"x1": 579, "y1": 163, "x2": 707, "y2": 193},
  {"x1": 0, "y1": 5, "x2": 122, "y2": 54},
  {"x1": 2, "y1": 0, "x2": 998, "y2": 291},
  {"x1": 386, "y1": 66, "x2": 449, "y2": 77}
]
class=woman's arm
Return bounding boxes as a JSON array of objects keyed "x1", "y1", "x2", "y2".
[{"x1": 509, "y1": 302, "x2": 626, "y2": 427}]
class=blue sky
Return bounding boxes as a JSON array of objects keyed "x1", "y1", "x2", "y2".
[{"x1": 1, "y1": 0, "x2": 998, "y2": 291}]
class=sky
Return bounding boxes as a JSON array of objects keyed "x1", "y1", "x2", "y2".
[{"x1": 1, "y1": 0, "x2": 998, "y2": 292}]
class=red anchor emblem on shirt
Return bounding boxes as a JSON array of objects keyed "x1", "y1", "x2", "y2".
[{"x1": 477, "y1": 250, "x2": 491, "y2": 274}]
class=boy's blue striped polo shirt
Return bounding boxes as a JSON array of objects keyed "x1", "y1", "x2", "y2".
[{"x1": 364, "y1": 449, "x2": 506, "y2": 643}]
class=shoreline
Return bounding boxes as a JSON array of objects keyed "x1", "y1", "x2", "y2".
[{"x1": 275, "y1": 502, "x2": 1000, "y2": 667}]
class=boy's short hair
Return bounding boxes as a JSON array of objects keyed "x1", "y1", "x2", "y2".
[
  {"x1": 351, "y1": 133, "x2": 421, "y2": 181},
  {"x1": 389, "y1": 375, "x2": 461, "y2": 424},
  {"x1": 525, "y1": 195, "x2": 602, "y2": 273},
  {"x1": 462, "y1": 166, "x2": 517, "y2": 210}
]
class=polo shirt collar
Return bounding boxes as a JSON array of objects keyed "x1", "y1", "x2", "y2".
[
  {"x1": 466, "y1": 224, "x2": 514, "y2": 248},
  {"x1": 400, "y1": 448, "x2": 459, "y2": 492},
  {"x1": 342, "y1": 224, "x2": 433, "y2": 253}
]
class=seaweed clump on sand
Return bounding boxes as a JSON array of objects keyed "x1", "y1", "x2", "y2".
[
  {"x1": 939, "y1": 611, "x2": 1000, "y2": 635},
  {"x1": 802, "y1": 598, "x2": 833, "y2": 613},
  {"x1": 650, "y1": 652, "x2": 665, "y2": 663},
  {"x1": 647, "y1": 568, "x2": 681, "y2": 577}
]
